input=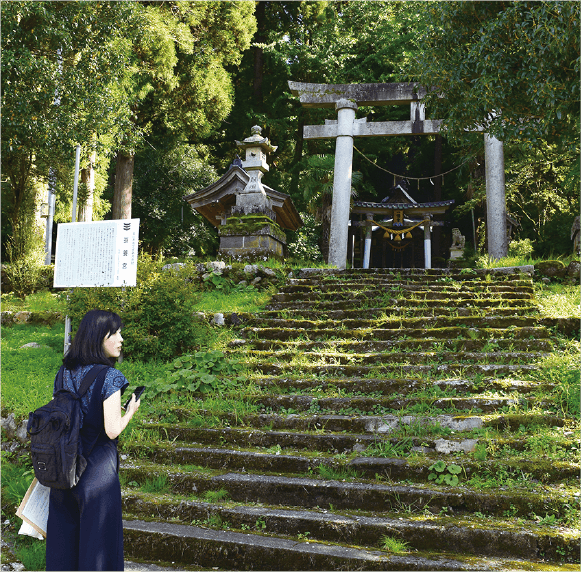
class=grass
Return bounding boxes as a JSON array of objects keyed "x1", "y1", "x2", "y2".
[
  {"x1": 1, "y1": 323, "x2": 64, "y2": 419},
  {"x1": 535, "y1": 283, "x2": 580, "y2": 318},
  {"x1": 191, "y1": 287, "x2": 275, "y2": 314},
  {"x1": 1, "y1": 290, "x2": 67, "y2": 312},
  {"x1": 380, "y1": 535, "x2": 410, "y2": 554}
]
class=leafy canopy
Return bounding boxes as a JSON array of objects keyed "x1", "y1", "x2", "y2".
[{"x1": 409, "y1": 2, "x2": 580, "y2": 151}]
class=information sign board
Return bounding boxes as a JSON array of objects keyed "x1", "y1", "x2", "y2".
[{"x1": 54, "y1": 219, "x2": 140, "y2": 288}]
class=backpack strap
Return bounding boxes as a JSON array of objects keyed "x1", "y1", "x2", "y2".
[
  {"x1": 54, "y1": 364, "x2": 110, "y2": 398},
  {"x1": 77, "y1": 365, "x2": 109, "y2": 398},
  {"x1": 54, "y1": 366, "x2": 65, "y2": 393}
]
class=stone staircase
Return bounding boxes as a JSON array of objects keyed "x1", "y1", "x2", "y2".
[{"x1": 119, "y1": 268, "x2": 579, "y2": 571}]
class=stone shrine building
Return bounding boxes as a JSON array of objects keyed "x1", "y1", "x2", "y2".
[{"x1": 184, "y1": 127, "x2": 302, "y2": 261}]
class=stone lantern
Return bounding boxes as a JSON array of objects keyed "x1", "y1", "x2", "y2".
[
  {"x1": 234, "y1": 125, "x2": 276, "y2": 213},
  {"x1": 184, "y1": 126, "x2": 302, "y2": 261}
]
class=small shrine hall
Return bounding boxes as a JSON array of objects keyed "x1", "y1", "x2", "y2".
[{"x1": 349, "y1": 181, "x2": 454, "y2": 269}]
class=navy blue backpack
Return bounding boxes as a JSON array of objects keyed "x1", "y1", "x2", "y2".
[{"x1": 27, "y1": 365, "x2": 108, "y2": 489}]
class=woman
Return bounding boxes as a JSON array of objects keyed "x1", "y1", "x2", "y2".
[{"x1": 46, "y1": 310, "x2": 140, "y2": 571}]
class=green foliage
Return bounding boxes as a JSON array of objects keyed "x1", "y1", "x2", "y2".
[
  {"x1": 132, "y1": 144, "x2": 219, "y2": 257},
  {"x1": 67, "y1": 256, "x2": 207, "y2": 361},
  {"x1": 411, "y1": 2, "x2": 580, "y2": 152},
  {"x1": 428, "y1": 460, "x2": 462, "y2": 486},
  {"x1": 286, "y1": 213, "x2": 324, "y2": 264},
  {"x1": 472, "y1": 443, "x2": 488, "y2": 462},
  {"x1": 2, "y1": 1, "x2": 138, "y2": 256},
  {"x1": 380, "y1": 535, "x2": 409, "y2": 554},
  {"x1": 3, "y1": 217, "x2": 47, "y2": 297},
  {"x1": 508, "y1": 239, "x2": 534, "y2": 259},
  {"x1": 14, "y1": 538, "x2": 46, "y2": 572},
  {"x1": 1, "y1": 290, "x2": 63, "y2": 313},
  {"x1": 362, "y1": 437, "x2": 413, "y2": 459},
  {"x1": 1, "y1": 460, "x2": 35, "y2": 508},
  {"x1": 204, "y1": 489, "x2": 230, "y2": 503},
  {"x1": 149, "y1": 350, "x2": 243, "y2": 398},
  {"x1": 1, "y1": 324, "x2": 64, "y2": 420},
  {"x1": 141, "y1": 474, "x2": 170, "y2": 494},
  {"x1": 316, "y1": 464, "x2": 359, "y2": 481}
]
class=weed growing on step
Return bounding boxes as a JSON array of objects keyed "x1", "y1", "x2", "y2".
[
  {"x1": 204, "y1": 489, "x2": 230, "y2": 502},
  {"x1": 141, "y1": 474, "x2": 170, "y2": 494},
  {"x1": 380, "y1": 535, "x2": 409, "y2": 554},
  {"x1": 312, "y1": 464, "x2": 360, "y2": 481},
  {"x1": 362, "y1": 437, "x2": 414, "y2": 458},
  {"x1": 428, "y1": 460, "x2": 463, "y2": 486}
]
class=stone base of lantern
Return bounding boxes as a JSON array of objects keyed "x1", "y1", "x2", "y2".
[{"x1": 218, "y1": 216, "x2": 286, "y2": 261}]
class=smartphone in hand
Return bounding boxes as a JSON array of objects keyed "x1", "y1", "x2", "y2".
[{"x1": 123, "y1": 386, "x2": 145, "y2": 411}]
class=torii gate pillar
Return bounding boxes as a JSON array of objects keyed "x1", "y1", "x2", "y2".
[
  {"x1": 484, "y1": 134, "x2": 508, "y2": 259},
  {"x1": 329, "y1": 99, "x2": 357, "y2": 269}
]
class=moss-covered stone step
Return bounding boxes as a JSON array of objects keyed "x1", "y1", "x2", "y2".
[
  {"x1": 119, "y1": 464, "x2": 575, "y2": 520},
  {"x1": 263, "y1": 303, "x2": 539, "y2": 317},
  {"x1": 277, "y1": 280, "x2": 535, "y2": 295},
  {"x1": 248, "y1": 338, "x2": 553, "y2": 353},
  {"x1": 251, "y1": 375, "x2": 554, "y2": 395},
  {"x1": 269, "y1": 289, "x2": 533, "y2": 305},
  {"x1": 143, "y1": 413, "x2": 567, "y2": 436},
  {"x1": 133, "y1": 413, "x2": 568, "y2": 454},
  {"x1": 296, "y1": 267, "x2": 533, "y2": 279},
  {"x1": 241, "y1": 325, "x2": 550, "y2": 342},
  {"x1": 123, "y1": 519, "x2": 496, "y2": 571},
  {"x1": 242, "y1": 349, "x2": 547, "y2": 367},
  {"x1": 241, "y1": 315, "x2": 541, "y2": 331},
  {"x1": 249, "y1": 361, "x2": 538, "y2": 378},
  {"x1": 121, "y1": 443, "x2": 579, "y2": 484},
  {"x1": 121, "y1": 493, "x2": 578, "y2": 563},
  {"x1": 252, "y1": 394, "x2": 544, "y2": 415}
]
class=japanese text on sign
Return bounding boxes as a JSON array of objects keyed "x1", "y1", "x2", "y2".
[{"x1": 53, "y1": 219, "x2": 140, "y2": 287}]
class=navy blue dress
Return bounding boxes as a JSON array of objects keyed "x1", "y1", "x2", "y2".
[{"x1": 46, "y1": 365, "x2": 128, "y2": 571}]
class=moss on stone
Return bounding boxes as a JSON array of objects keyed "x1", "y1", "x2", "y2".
[{"x1": 220, "y1": 214, "x2": 286, "y2": 243}]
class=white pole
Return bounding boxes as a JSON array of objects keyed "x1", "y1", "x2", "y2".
[
  {"x1": 424, "y1": 220, "x2": 432, "y2": 269},
  {"x1": 64, "y1": 144, "x2": 82, "y2": 355},
  {"x1": 71, "y1": 144, "x2": 81, "y2": 223},
  {"x1": 45, "y1": 48, "x2": 62, "y2": 265},
  {"x1": 363, "y1": 214, "x2": 372, "y2": 269}
]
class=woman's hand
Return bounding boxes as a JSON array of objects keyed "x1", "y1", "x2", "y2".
[
  {"x1": 104, "y1": 390, "x2": 140, "y2": 439},
  {"x1": 125, "y1": 393, "x2": 141, "y2": 416}
]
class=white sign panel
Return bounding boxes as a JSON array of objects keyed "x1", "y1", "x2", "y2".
[{"x1": 54, "y1": 219, "x2": 140, "y2": 288}]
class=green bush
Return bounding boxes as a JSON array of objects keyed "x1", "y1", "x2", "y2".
[
  {"x1": 508, "y1": 238, "x2": 534, "y2": 258},
  {"x1": 286, "y1": 214, "x2": 323, "y2": 263},
  {"x1": 67, "y1": 255, "x2": 209, "y2": 361}
]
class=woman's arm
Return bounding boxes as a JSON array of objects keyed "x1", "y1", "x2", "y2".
[{"x1": 103, "y1": 390, "x2": 140, "y2": 440}]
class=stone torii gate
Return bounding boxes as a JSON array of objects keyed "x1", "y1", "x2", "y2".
[{"x1": 289, "y1": 81, "x2": 507, "y2": 269}]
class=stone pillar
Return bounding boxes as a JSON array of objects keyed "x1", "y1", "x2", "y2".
[
  {"x1": 328, "y1": 99, "x2": 357, "y2": 269},
  {"x1": 424, "y1": 219, "x2": 432, "y2": 269},
  {"x1": 484, "y1": 133, "x2": 508, "y2": 259},
  {"x1": 363, "y1": 214, "x2": 373, "y2": 269}
]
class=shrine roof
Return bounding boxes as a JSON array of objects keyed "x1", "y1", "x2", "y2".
[
  {"x1": 353, "y1": 199, "x2": 455, "y2": 210},
  {"x1": 184, "y1": 166, "x2": 302, "y2": 231}
]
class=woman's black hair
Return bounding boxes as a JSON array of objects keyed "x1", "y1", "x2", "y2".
[{"x1": 63, "y1": 310, "x2": 122, "y2": 369}]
